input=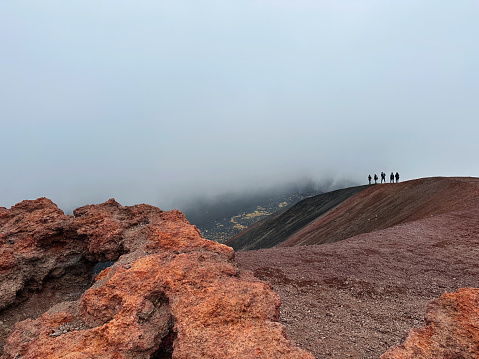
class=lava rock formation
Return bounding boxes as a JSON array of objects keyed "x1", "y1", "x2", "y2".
[{"x1": 0, "y1": 198, "x2": 312, "y2": 358}]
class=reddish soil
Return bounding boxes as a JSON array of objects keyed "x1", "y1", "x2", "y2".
[
  {"x1": 236, "y1": 177, "x2": 479, "y2": 358},
  {"x1": 282, "y1": 177, "x2": 479, "y2": 247}
]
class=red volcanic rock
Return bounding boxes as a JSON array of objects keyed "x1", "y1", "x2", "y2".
[
  {"x1": 0, "y1": 198, "x2": 167, "y2": 314},
  {"x1": 0, "y1": 198, "x2": 313, "y2": 358},
  {"x1": 0, "y1": 198, "x2": 76, "y2": 311},
  {"x1": 382, "y1": 288, "x2": 479, "y2": 359}
]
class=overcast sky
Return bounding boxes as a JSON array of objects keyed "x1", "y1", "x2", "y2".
[{"x1": 1, "y1": 1, "x2": 478, "y2": 211}]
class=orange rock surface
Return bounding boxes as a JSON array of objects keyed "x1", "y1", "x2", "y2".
[
  {"x1": 0, "y1": 198, "x2": 312, "y2": 358},
  {"x1": 381, "y1": 288, "x2": 479, "y2": 359}
]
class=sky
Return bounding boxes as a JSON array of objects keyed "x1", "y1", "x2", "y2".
[{"x1": 1, "y1": 1, "x2": 478, "y2": 212}]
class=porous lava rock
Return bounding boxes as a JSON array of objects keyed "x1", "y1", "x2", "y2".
[
  {"x1": 0, "y1": 198, "x2": 165, "y2": 313},
  {"x1": 0, "y1": 197, "x2": 78, "y2": 310},
  {"x1": 381, "y1": 288, "x2": 479, "y2": 359},
  {"x1": 0, "y1": 198, "x2": 312, "y2": 358}
]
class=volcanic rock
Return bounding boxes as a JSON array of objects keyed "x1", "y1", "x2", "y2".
[
  {"x1": 0, "y1": 198, "x2": 312, "y2": 358},
  {"x1": 381, "y1": 288, "x2": 479, "y2": 359}
]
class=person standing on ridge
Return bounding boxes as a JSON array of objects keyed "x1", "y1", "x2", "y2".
[
  {"x1": 368, "y1": 174, "x2": 372, "y2": 185},
  {"x1": 381, "y1": 172, "x2": 386, "y2": 183},
  {"x1": 374, "y1": 174, "x2": 378, "y2": 184},
  {"x1": 390, "y1": 172, "x2": 394, "y2": 183},
  {"x1": 395, "y1": 172, "x2": 400, "y2": 183}
]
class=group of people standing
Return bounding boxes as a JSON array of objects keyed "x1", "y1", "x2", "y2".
[{"x1": 368, "y1": 172, "x2": 399, "y2": 185}]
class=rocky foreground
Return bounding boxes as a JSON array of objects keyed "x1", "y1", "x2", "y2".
[{"x1": 0, "y1": 198, "x2": 312, "y2": 358}]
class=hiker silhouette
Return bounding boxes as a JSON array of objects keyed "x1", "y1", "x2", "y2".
[{"x1": 381, "y1": 172, "x2": 386, "y2": 183}]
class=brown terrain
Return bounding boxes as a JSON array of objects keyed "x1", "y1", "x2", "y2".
[
  {"x1": 1, "y1": 176, "x2": 478, "y2": 358},
  {"x1": 236, "y1": 177, "x2": 479, "y2": 358},
  {"x1": 229, "y1": 177, "x2": 479, "y2": 250},
  {"x1": 0, "y1": 198, "x2": 312, "y2": 358},
  {"x1": 226, "y1": 185, "x2": 368, "y2": 251}
]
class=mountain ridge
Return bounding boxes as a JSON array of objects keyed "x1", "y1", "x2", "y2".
[
  {"x1": 226, "y1": 184, "x2": 368, "y2": 251},
  {"x1": 228, "y1": 177, "x2": 479, "y2": 251}
]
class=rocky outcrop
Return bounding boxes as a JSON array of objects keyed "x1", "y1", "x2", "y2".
[
  {"x1": 382, "y1": 288, "x2": 479, "y2": 359},
  {"x1": 0, "y1": 198, "x2": 312, "y2": 358},
  {"x1": 0, "y1": 198, "x2": 164, "y2": 313}
]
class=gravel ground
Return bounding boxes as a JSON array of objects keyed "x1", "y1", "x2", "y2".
[{"x1": 236, "y1": 207, "x2": 479, "y2": 358}]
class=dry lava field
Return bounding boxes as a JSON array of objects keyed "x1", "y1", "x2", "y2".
[{"x1": 236, "y1": 177, "x2": 479, "y2": 358}]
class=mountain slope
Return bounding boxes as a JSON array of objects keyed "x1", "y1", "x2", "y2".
[
  {"x1": 183, "y1": 190, "x2": 319, "y2": 243},
  {"x1": 227, "y1": 177, "x2": 479, "y2": 251},
  {"x1": 281, "y1": 176, "x2": 479, "y2": 247},
  {"x1": 226, "y1": 185, "x2": 368, "y2": 251},
  {"x1": 235, "y1": 200, "x2": 479, "y2": 358},
  {"x1": 234, "y1": 176, "x2": 479, "y2": 357}
]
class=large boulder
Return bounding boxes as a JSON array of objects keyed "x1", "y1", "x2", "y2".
[
  {"x1": 0, "y1": 198, "x2": 167, "y2": 315},
  {"x1": 382, "y1": 288, "x2": 479, "y2": 359},
  {"x1": 0, "y1": 198, "x2": 312, "y2": 358}
]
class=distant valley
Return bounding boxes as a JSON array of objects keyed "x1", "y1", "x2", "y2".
[{"x1": 183, "y1": 190, "x2": 319, "y2": 242}]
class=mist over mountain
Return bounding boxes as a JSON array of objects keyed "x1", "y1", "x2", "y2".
[
  {"x1": 180, "y1": 177, "x2": 358, "y2": 242},
  {"x1": 226, "y1": 184, "x2": 368, "y2": 251}
]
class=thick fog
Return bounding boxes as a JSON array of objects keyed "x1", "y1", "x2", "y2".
[{"x1": 1, "y1": 1, "x2": 478, "y2": 212}]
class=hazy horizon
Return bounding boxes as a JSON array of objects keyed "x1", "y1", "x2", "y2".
[{"x1": 1, "y1": 1, "x2": 478, "y2": 212}]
